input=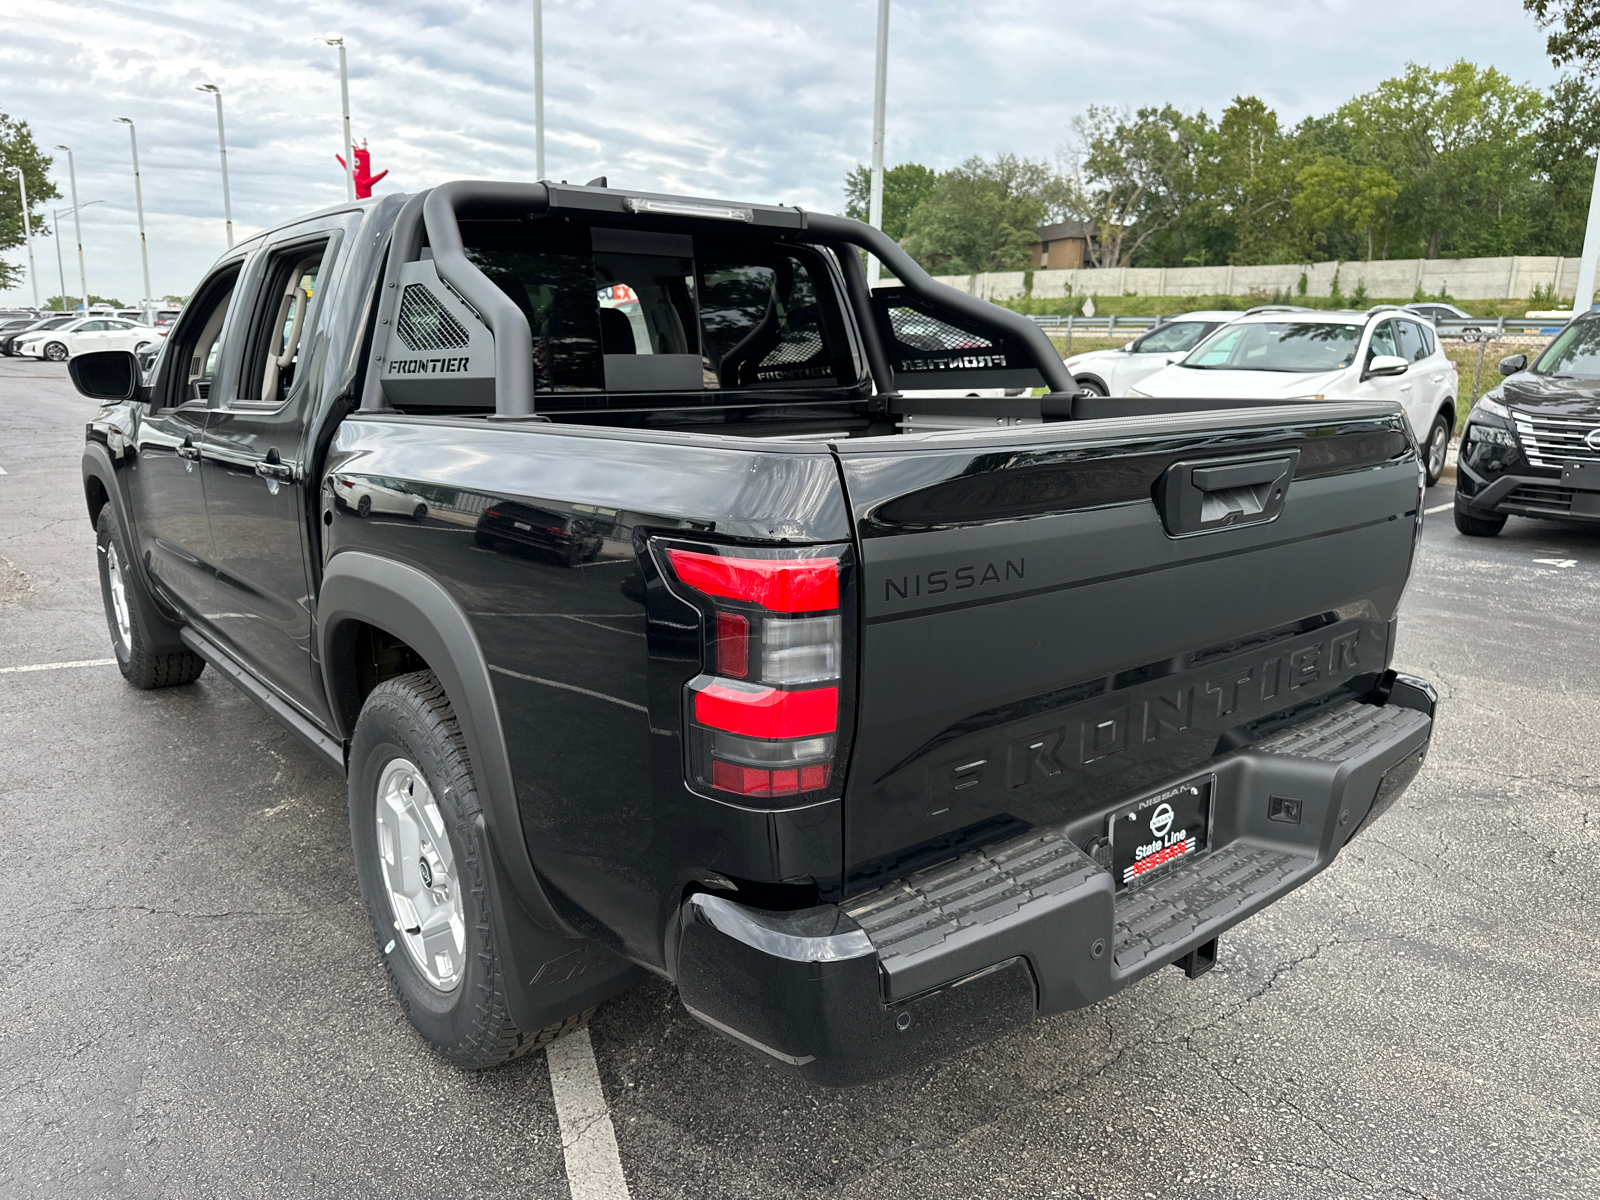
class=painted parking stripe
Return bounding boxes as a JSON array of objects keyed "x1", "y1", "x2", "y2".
[
  {"x1": 1425, "y1": 502, "x2": 1453, "y2": 514},
  {"x1": 546, "y1": 1028, "x2": 631, "y2": 1200},
  {"x1": 0, "y1": 658, "x2": 116, "y2": 674}
]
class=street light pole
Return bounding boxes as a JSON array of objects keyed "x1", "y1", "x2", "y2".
[
  {"x1": 533, "y1": 0, "x2": 545, "y2": 179},
  {"x1": 866, "y1": 0, "x2": 890, "y2": 288},
  {"x1": 320, "y1": 35, "x2": 356, "y2": 202},
  {"x1": 197, "y1": 85, "x2": 234, "y2": 247},
  {"x1": 9, "y1": 167, "x2": 39, "y2": 310},
  {"x1": 114, "y1": 118, "x2": 153, "y2": 311},
  {"x1": 50, "y1": 200, "x2": 102, "y2": 311},
  {"x1": 1574, "y1": 153, "x2": 1600, "y2": 313},
  {"x1": 53, "y1": 145, "x2": 88, "y2": 311}
]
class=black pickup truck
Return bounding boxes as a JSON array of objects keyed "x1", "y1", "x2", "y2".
[{"x1": 74, "y1": 181, "x2": 1436, "y2": 1086}]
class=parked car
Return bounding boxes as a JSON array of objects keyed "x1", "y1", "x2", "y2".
[
  {"x1": 1065, "y1": 310, "x2": 1240, "y2": 396},
  {"x1": 1131, "y1": 306, "x2": 1460, "y2": 485},
  {"x1": 1454, "y1": 309, "x2": 1600, "y2": 536},
  {"x1": 73, "y1": 181, "x2": 1435, "y2": 1087},
  {"x1": 329, "y1": 472, "x2": 432, "y2": 521},
  {"x1": 0, "y1": 314, "x2": 77, "y2": 356},
  {"x1": 1405, "y1": 302, "x2": 1482, "y2": 338},
  {"x1": 474, "y1": 499, "x2": 604, "y2": 565},
  {"x1": 16, "y1": 316, "x2": 162, "y2": 362}
]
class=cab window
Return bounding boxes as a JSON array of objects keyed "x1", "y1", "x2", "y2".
[
  {"x1": 161, "y1": 264, "x2": 240, "y2": 407},
  {"x1": 1367, "y1": 321, "x2": 1398, "y2": 364},
  {"x1": 1134, "y1": 321, "x2": 1211, "y2": 355},
  {"x1": 240, "y1": 242, "x2": 327, "y2": 405},
  {"x1": 1395, "y1": 320, "x2": 1429, "y2": 363}
]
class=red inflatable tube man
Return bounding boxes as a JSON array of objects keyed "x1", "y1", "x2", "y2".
[{"x1": 336, "y1": 140, "x2": 388, "y2": 199}]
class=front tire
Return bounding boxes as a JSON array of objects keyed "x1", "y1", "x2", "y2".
[
  {"x1": 1454, "y1": 505, "x2": 1507, "y2": 537},
  {"x1": 43, "y1": 341, "x2": 68, "y2": 362},
  {"x1": 95, "y1": 506, "x2": 206, "y2": 688},
  {"x1": 1423, "y1": 413, "x2": 1451, "y2": 486},
  {"x1": 356, "y1": 494, "x2": 372, "y2": 518},
  {"x1": 348, "y1": 671, "x2": 589, "y2": 1069},
  {"x1": 1074, "y1": 377, "x2": 1108, "y2": 398}
]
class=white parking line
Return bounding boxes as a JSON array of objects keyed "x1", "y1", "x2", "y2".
[
  {"x1": 1425, "y1": 502, "x2": 1453, "y2": 514},
  {"x1": 0, "y1": 657, "x2": 116, "y2": 674},
  {"x1": 546, "y1": 1027, "x2": 631, "y2": 1200}
]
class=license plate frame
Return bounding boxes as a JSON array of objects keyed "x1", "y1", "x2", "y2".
[{"x1": 1109, "y1": 776, "x2": 1214, "y2": 890}]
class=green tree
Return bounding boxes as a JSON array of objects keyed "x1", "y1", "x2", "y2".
[
  {"x1": 1204, "y1": 96, "x2": 1309, "y2": 264},
  {"x1": 1073, "y1": 104, "x2": 1211, "y2": 267},
  {"x1": 1529, "y1": 75, "x2": 1600, "y2": 253},
  {"x1": 1525, "y1": 0, "x2": 1600, "y2": 76},
  {"x1": 842, "y1": 162, "x2": 937, "y2": 242},
  {"x1": 44, "y1": 293, "x2": 122, "y2": 310},
  {"x1": 0, "y1": 113, "x2": 61, "y2": 292},
  {"x1": 1339, "y1": 61, "x2": 1543, "y2": 258},
  {"x1": 1293, "y1": 157, "x2": 1400, "y2": 260},
  {"x1": 899, "y1": 155, "x2": 1051, "y2": 274}
]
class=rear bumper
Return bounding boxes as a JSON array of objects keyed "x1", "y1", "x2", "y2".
[{"x1": 675, "y1": 675, "x2": 1435, "y2": 1087}]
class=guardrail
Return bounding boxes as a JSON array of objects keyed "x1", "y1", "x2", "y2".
[{"x1": 1022, "y1": 313, "x2": 1574, "y2": 339}]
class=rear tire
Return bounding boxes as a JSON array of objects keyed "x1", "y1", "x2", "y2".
[
  {"x1": 95, "y1": 506, "x2": 206, "y2": 688},
  {"x1": 1074, "y1": 377, "x2": 1108, "y2": 398},
  {"x1": 357, "y1": 494, "x2": 372, "y2": 518},
  {"x1": 1423, "y1": 413, "x2": 1451, "y2": 486},
  {"x1": 1453, "y1": 505, "x2": 1506, "y2": 537},
  {"x1": 348, "y1": 670, "x2": 590, "y2": 1069}
]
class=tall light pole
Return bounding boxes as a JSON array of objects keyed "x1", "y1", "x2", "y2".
[
  {"x1": 533, "y1": 0, "x2": 546, "y2": 179},
  {"x1": 114, "y1": 118, "x2": 153, "y2": 311},
  {"x1": 51, "y1": 200, "x2": 102, "y2": 311},
  {"x1": 9, "y1": 167, "x2": 39, "y2": 310},
  {"x1": 866, "y1": 0, "x2": 890, "y2": 288},
  {"x1": 320, "y1": 35, "x2": 355, "y2": 202},
  {"x1": 196, "y1": 85, "x2": 234, "y2": 247},
  {"x1": 53, "y1": 145, "x2": 88, "y2": 312}
]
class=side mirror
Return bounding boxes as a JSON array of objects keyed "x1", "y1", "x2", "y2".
[
  {"x1": 1366, "y1": 354, "x2": 1409, "y2": 378},
  {"x1": 1498, "y1": 353, "x2": 1528, "y2": 377},
  {"x1": 67, "y1": 349, "x2": 139, "y2": 402}
]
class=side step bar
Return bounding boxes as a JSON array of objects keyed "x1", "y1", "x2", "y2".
[{"x1": 179, "y1": 626, "x2": 346, "y2": 770}]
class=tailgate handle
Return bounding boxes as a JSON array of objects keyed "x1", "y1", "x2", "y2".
[{"x1": 1155, "y1": 451, "x2": 1299, "y2": 538}]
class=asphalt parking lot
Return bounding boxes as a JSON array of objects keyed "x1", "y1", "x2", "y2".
[{"x1": 3, "y1": 357, "x2": 1598, "y2": 1200}]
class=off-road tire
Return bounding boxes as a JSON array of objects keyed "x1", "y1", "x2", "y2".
[
  {"x1": 43, "y1": 341, "x2": 68, "y2": 362},
  {"x1": 95, "y1": 506, "x2": 206, "y2": 688},
  {"x1": 1453, "y1": 505, "x2": 1506, "y2": 537},
  {"x1": 348, "y1": 670, "x2": 590, "y2": 1069}
]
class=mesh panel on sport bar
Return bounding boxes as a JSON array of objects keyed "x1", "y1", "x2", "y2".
[
  {"x1": 888, "y1": 307, "x2": 995, "y2": 351},
  {"x1": 396, "y1": 284, "x2": 470, "y2": 353}
]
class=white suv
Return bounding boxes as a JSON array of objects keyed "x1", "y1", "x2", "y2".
[
  {"x1": 1065, "y1": 309, "x2": 1240, "y2": 397},
  {"x1": 1130, "y1": 306, "x2": 1459, "y2": 485}
]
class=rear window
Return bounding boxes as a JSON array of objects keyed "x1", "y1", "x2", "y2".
[{"x1": 461, "y1": 223, "x2": 855, "y2": 404}]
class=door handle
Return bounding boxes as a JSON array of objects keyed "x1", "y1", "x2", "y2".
[
  {"x1": 1156, "y1": 451, "x2": 1299, "y2": 537},
  {"x1": 1399, "y1": 383, "x2": 1412, "y2": 392},
  {"x1": 176, "y1": 441, "x2": 200, "y2": 460},
  {"x1": 254, "y1": 461, "x2": 295, "y2": 481}
]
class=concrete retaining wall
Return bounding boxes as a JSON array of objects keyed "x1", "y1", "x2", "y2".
[{"x1": 932, "y1": 255, "x2": 1581, "y2": 302}]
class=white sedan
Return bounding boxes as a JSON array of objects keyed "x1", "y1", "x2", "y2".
[
  {"x1": 1129, "y1": 306, "x2": 1460, "y2": 485},
  {"x1": 16, "y1": 317, "x2": 164, "y2": 362},
  {"x1": 1065, "y1": 310, "x2": 1240, "y2": 396}
]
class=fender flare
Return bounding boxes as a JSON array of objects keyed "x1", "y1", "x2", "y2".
[
  {"x1": 316, "y1": 550, "x2": 572, "y2": 938},
  {"x1": 81, "y1": 442, "x2": 188, "y2": 657}
]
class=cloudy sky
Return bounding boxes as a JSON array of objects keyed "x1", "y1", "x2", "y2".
[{"x1": 0, "y1": 0, "x2": 1565, "y2": 307}]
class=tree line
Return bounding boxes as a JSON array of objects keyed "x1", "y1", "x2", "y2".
[{"x1": 845, "y1": 61, "x2": 1600, "y2": 276}]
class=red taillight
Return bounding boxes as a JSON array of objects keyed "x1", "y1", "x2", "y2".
[
  {"x1": 659, "y1": 541, "x2": 851, "y2": 808},
  {"x1": 666, "y1": 548, "x2": 838, "y2": 613},
  {"x1": 691, "y1": 680, "x2": 837, "y2": 739}
]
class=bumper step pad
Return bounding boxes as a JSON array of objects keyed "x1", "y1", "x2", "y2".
[
  {"x1": 1112, "y1": 843, "x2": 1312, "y2": 971},
  {"x1": 842, "y1": 829, "x2": 1101, "y2": 972},
  {"x1": 1253, "y1": 699, "x2": 1430, "y2": 761}
]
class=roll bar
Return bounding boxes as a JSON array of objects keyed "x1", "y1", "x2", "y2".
[
  {"x1": 361, "y1": 182, "x2": 1074, "y2": 416},
  {"x1": 801, "y1": 211, "x2": 1077, "y2": 395}
]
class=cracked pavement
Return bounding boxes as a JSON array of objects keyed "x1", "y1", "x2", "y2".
[{"x1": 2, "y1": 359, "x2": 1597, "y2": 1198}]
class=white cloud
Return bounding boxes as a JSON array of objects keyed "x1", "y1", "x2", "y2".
[{"x1": 0, "y1": 0, "x2": 1561, "y2": 306}]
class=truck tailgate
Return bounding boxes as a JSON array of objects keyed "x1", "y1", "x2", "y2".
[{"x1": 833, "y1": 403, "x2": 1421, "y2": 892}]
